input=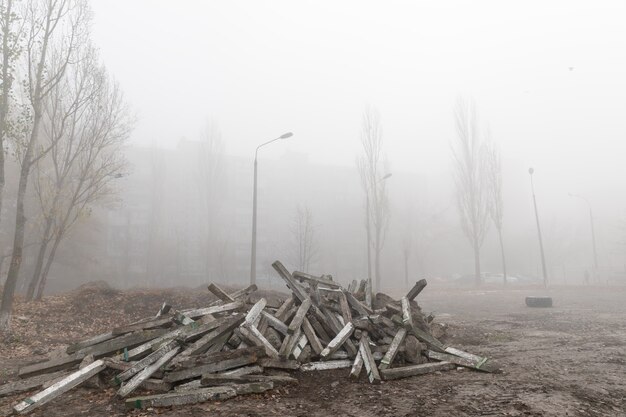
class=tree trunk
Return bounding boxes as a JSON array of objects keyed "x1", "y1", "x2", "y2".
[
  {"x1": 497, "y1": 227, "x2": 507, "y2": 285},
  {"x1": 0, "y1": 126, "x2": 36, "y2": 329},
  {"x1": 473, "y1": 236, "x2": 481, "y2": 286},
  {"x1": 403, "y1": 250, "x2": 409, "y2": 291},
  {"x1": 35, "y1": 232, "x2": 62, "y2": 301},
  {"x1": 0, "y1": 0, "x2": 13, "y2": 227},
  {"x1": 26, "y1": 217, "x2": 54, "y2": 300},
  {"x1": 374, "y1": 243, "x2": 381, "y2": 293}
]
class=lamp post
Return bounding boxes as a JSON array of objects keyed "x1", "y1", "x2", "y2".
[
  {"x1": 529, "y1": 168, "x2": 548, "y2": 287},
  {"x1": 250, "y1": 132, "x2": 294, "y2": 285},
  {"x1": 569, "y1": 193, "x2": 598, "y2": 282},
  {"x1": 365, "y1": 172, "x2": 392, "y2": 307}
]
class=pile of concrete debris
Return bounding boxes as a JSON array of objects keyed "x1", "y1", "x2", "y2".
[{"x1": 2, "y1": 260, "x2": 498, "y2": 415}]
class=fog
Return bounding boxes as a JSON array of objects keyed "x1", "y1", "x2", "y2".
[{"x1": 1, "y1": 0, "x2": 626, "y2": 298}]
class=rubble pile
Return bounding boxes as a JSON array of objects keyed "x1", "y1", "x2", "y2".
[{"x1": 1, "y1": 261, "x2": 498, "y2": 415}]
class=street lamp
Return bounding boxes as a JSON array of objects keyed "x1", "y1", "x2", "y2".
[
  {"x1": 529, "y1": 168, "x2": 548, "y2": 287},
  {"x1": 569, "y1": 193, "x2": 599, "y2": 282},
  {"x1": 250, "y1": 132, "x2": 294, "y2": 285},
  {"x1": 365, "y1": 172, "x2": 392, "y2": 307}
]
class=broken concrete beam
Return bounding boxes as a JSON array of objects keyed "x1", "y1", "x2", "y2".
[
  {"x1": 338, "y1": 292, "x2": 352, "y2": 324},
  {"x1": 347, "y1": 279, "x2": 358, "y2": 294},
  {"x1": 291, "y1": 333, "x2": 308, "y2": 361},
  {"x1": 301, "y1": 317, "x2": 324, "y2": 355},
  {"x1": 322, "y1": 307, "x2": 358, "y2": 357},
  {"x1": 176, "y1": 314, "x2": 244, "y2": 358},
  {"x1": 221, "y1": 365, "x2": 264, "y2": 376},
  {"x1": 406, "y1": 279, "x2": 427, "y2": 301},
  {"x1": 239, "y1": 323, "x2": 280, "y2": 359},
  {"x1": 288, "y1": 297, "x2": 311, "y2": 334},
  {"x1": 112, "y1": 316, "x2": 173, "y2": 336},
  {"x1": 305, "y1": 314, "x2": 331, "y2": 344},
  {"x1": 380, "y1": 361, "x2": 455, "y2": 380},
  {"x1": 174, "y1": 346, "x2": 265, "y2": 370},
  {"x1": 300, "y1": 360, "x2": 352, "y2": 371},
  {"x1": 405, "y1": 335, "x2": 426, "y2": 364},
  {"x1": 358, "y1": 333, "x2": 381, "y2": 384},
  {"x1": 293, "y1": 271, "x2": 342, "y2": 289},
  {"x1": 178, "y1": 315, "x2": 234, "y2": 343},
  {"x1": 182, "y1": 301, "x2": 244, "y2": 320},
  {"x1": 274, "y1": 296, "x2": 296, "y2": 321},
  {"x1": 261, "y1": 311, "x2": 288, "y2": 336},
  {"x1": 258, "y1": 358, "x2": 300, "y2": 370},
  {"x1": 0, "y1": 371, "x2": 68, "y2": 398},
  {"x1": 349, "y1": 352, "x2": 363, "y2": 379},
  {"x1": 320, "y1": 322, "x2": 355, "y2": 359},
  {"x1": 165, "y1": 354, "x2": 260, "y2": 383},
  {"x1": 230, "y1": 284, "x2": 258, "y2": 300},
  {"x1": 344, "y1": 291, "x2": 373, "y2": 317},
  {"x1": 111, "y1": 340, "x2": 180, "y2": 386},
  {"x1": 13, "y1": 360, "x2": 106, "y2": 415},
  {"x1": 230, "y1": 381, "x2": 274, "y2": 395},
  {"x1": 271, "y1": 261, "x2": 308, "y2": 302},
  {"x1": 440, "y1": 347, "x2": 499, "y2": 372},
  {"x1": 201, "y1": 374, "x2": 297, "y2": 387},
  {"x1": 125, "y1": 386, "x2": 237, "y2": 409},
  {"x1": 66, "y1": 332, "x2": 115, "y2": 354},
  {"x1": 378, "y1": 327, "x2": 407, "y2": 370},
  {"x1": 155, "y1": 302, "x2": 172, "y2": 317},
  {"x1": 279, "y1": 327, "x2": 302, "y2": 359},
  {"x1": 78, "y1": 329, "x2": 169, "y2": 359},
  {"x1": 117, "y1": 346, "x2": 180, "y2": 397},
  {"x1": 207, "y1": 283, "x2": 236, "y2": 303},
  {"x1": 141, "y1": 378, "x2": 172, "y2": 393},
  {"x1": 243, "y1": 298, "x2": 266, "y2": 326},
  {"x1": 401, "y1": 296, "x2": 413, "y2": 330}
]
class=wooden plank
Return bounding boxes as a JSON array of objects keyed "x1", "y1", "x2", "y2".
[
  {"x1": 261, "y1": 311, "x2": 288, "y2": 335},
  {"x1": 13, "y1": 360, "x2": 106, "y2": 414},
  {"x1": 207, "y1": 283, "x2": 235, "y2": 303},
  {"x1": 380, "y1": 361, "x2": 455, "y2": 380},
  {"x1": 243, "y1": 298, "x2": 266, "y2": 326},
  {"x1": 358, "y1": 333, "x2": 381, "y2": 384},
  {"x1": 378, "y1": 327, "x2": 407, "y2": 370},
  {"x1": 320, "y1": 322, "x2": 355, "y2": 359},
  {"x1": 165, "y1": 355, "x2": 260, "y2": 383},
  {"x1": 300, "y1": 360, "x2": 352, "y2": 372},
  {"x1": 406, "y1": 279, "x2": 427, "y2": 301},
  {"x1": 0, "y1": 371, "x2": 68, "y2": 398},
  {"x1": 111, "y1": 340, "x2": 180, "y2": 386},
  {"x1": 125, "y1": 386, "x2": 237, "y2": 409},
  {"x1": 349, "y1": 352, "x2": 363, "y2": 379},
  {"x1": 288, "y1": 297, "x2": 311, "y2": 334},
  {"x1": 292, "y1": 271, "x2": 342, "y2": 289},
  {"x1": 301, "y1": 317, "x2": 323, "y2": 355},
  {"x1": 66, "y1": 332, "x2": 115, "y2": 354},
  {"x1": 117, "y1": 346, "x2": 180, "y2": 397}
]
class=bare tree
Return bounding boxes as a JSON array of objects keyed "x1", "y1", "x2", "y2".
[
  {"x1": 291, "y1": 204, "x2": 317, "y2": 272},
  {"x1": 0, "y1": 0, "x2": 25, "y2": 223},
  {"x1": 485, "y1": 134, "x2": 507, "y2": 285},
  {"x1": 0, "y1": 0, "x2": 89, "y2": 330},
  {"x1": 145, "y1": 142, "x2": 166, "y2": 285},
  {"x1": 451, "y1": 97, "x2": 490, "y2": 286},
  {"x1": 30, "y1": 66, "x2": 130, "y2": 300},
  {"x1": 357, "y1": 105, "x2": 390, "y2": 298}
]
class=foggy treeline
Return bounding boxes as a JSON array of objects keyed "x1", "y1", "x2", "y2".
[{"x1": 0, "y1": 0, "x2": 625, "y2": 332}]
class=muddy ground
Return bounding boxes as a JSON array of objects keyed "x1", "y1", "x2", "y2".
[{"x1": 1, "y1": 284, "x2": 625, "y2": 416}]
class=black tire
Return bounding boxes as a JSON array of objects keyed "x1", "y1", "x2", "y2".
[{"x1": 525, "y1": 296, "x2": 553, "y2": 308}]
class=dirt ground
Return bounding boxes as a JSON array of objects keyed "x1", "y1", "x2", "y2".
[{"x1": 1, "y1": 284, "x2": 625, "y2": 416}]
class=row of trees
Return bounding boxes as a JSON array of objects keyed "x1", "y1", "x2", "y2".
[
  {"x1": 0, "y1": 0, "x2": 132, "y2": 331},
  {"x1": 356, "y1": 97, "x2": 507, "y2": 295}
]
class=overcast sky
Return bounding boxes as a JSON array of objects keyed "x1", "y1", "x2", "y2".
[{"x1": 90, "y1": 0, "x2": 625, "y2": 199}]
